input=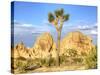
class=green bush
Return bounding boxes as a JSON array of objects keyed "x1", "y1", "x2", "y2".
[
  {"x1": 59, "y1": 48, "x2": 89, "y2": 65},
  {"x1": 40, "y1": 57, "x2": 56, "y2": 67},
  {"x1": 49, "y1": 57, "x2": 56, "y2": 66},
  {"x1": 14, "y1": 59, "x2": 28, "y2": 73},
  {"x1": 84, "y1": 46, "x2": 97, "y2": 69},
  {"x1": 60, "y1": 55, "x2": 68, "y2": 65},
  {"x1": 41, "y1": 58, "x2": 48, "y2": 66},
  {"x1": 72, "y1": 57, "x2": 83, "y2": 64},
  {"x1": 65, "y1": 48, "x2": 78, "y2": 57},
  {"x1": 12, "y1": 58, "x2": 41, "y2": 73}
]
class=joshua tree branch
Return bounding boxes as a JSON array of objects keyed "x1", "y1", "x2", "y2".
[
  {"x1": 59, "y1": 20, "x2": 63, "y2": 31},
  {"x1": 55, "y1": 25, "x2": 59, "y2": 31}
]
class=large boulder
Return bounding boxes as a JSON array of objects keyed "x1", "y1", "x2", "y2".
[
  {"x1": 31, "y1": 32, "x2": 56, "y2": 59},
  {"x1": 60, "y1": 31, "x2": 95, "y2": 56}
]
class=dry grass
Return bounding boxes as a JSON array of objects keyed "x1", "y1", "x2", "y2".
[
  {"x1": 13, "y1": 64, "x2": 86, "y2": 74},
  {"x1": 32, "y1": 65, "x2": 86, "y2": 72}
]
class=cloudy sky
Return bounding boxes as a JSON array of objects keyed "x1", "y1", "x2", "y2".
[{"x1": 11, "y1": 1, "x2": 97, "y2": 47}]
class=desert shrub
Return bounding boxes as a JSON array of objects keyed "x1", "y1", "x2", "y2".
[
  {"x1": 11, "y1": 58, "x2": 27, "y2": 73},
  {"x1": 60, "y1": 48, "x2": 84, "y2": 65},
  {"x1": 26, "y1": 59, "x2": 38, "y2": 67},
  {"x1": 14, "y1": 58, "x2": 27, "y2": 69},
  {"x1": 41, "y1": 58, "x2": 47, "y2": 66},
  {"x1": 49, "y1": 57, "x2": 56, "y2": 66},
  {"x1": 60, "y1": 55, "x2": 68, "y2": 65},
  {"x1": 84, "y1": 46, "x2": 97, "y2": 69},
  {"x1": 29, "y1": 58, "x2": 41, "y2": 66},
  {"x1": 40, "y1": 57, "x2": 56, "y2": 67},
  {"x1": 40, "y1": 58, "x2": 50, "y2": 67},
  {"x1": 60, "y1": 55, "x2": 64, "y2": 64},
  {"x1": 66, "y1": 49, "x2": 78, "y2": 57},
  {"x1": 13, "y1": 59, "x2": 28, "y2": 73},
  {"x1": 72, "y1": 57, "x2": 83, "y2": 64},
  {"x1": 12, "y1": 58, "x2": 40, "y2": 73}
]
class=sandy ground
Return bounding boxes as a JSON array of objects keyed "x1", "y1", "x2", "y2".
[
  {"x1": 33, "y1": 65, "x2": 85, "y2": 72},
  {"x1": 13, "y1": 64, "x2": 86, "y2": 74}
]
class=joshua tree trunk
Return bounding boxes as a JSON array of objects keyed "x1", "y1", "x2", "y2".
[
  {"x1": 56, "y1": 21, "x2": 63, "y2": 66},
  {"x1": 56, "y1": 30, "x2": 61, "y2": 66}
]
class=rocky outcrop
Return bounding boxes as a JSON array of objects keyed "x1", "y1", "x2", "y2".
[
  {"x1": 11, "y1": 42, "x2": 30, "y2": 59},
  {"x1": 31, "y1": 32, "x2": 56, "y2": 59},
  {"x1": 60, "y1": 31, "x2": 95, "y2": 56},
  {"x1": 12, "y1": 32, "x2": 57, "y2": 60},
  {"x1": 12, "y1": 31, "x2": 95, "y2": 59}
]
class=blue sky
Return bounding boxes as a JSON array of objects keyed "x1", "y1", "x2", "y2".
[{"x1": 11, "y1": 1, "x2": 97, "y2": 47}]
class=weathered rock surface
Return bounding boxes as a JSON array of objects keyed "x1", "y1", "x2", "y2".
[
  {"x1": 11, "y1": 42, "x2": 30, "y2": 59},
  {"x1": 60, "y1": 31, "x2": 95, "y2": 55},
  {"x1": 12, "y1": 31, "x2": 95, "y2": 59},
  {"x1": 12, "y1": 32, "x2": 57, "y2": 59},
  {"x1": 31, "y1": 32, "x2": 56, "y2": 59}
]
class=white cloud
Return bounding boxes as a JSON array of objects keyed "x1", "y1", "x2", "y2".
[
  {"x1": 14, "y1": 22, "x2": 34, "y2": 28},
  {"x1": 21, "y1": 24, "x2": 34, "y2": 27},
  {"x1": 12, "y1": 21, "x2": 51, "y2": 35},
  {"x1": 78, "y1": 25, "x2": 89, "y2": 29},
  {"x1": 13, "y1": 20, "x2": 98, "y2": 37},
  {"x1": 77, "y1": 23, "x2": 97, "y2": 30},
  {"x1": 90, "y1": 30, "x2": 97, "y2": 35}
]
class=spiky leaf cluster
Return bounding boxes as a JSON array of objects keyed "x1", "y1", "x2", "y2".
[{"x1": 48, "y1": 8, "x2": 69, "y2": 24}]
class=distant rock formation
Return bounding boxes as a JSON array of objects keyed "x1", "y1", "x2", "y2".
[
  {"x1": 60, "y1": 31, "x2": 95, "y2": 56},
  {"x1": 12, "y1": 32, "x2": 57, "y2": 60},
  {"x1": 11, "y1": 42, "x2": 30, "y2": 59},
  {"x1": 12, "y1": 31, "x2": 95, "y2": 59}
]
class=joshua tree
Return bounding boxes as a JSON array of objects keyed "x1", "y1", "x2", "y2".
[{"x1": 48, "y1": 8, "x2": 69, "y2": 66}]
